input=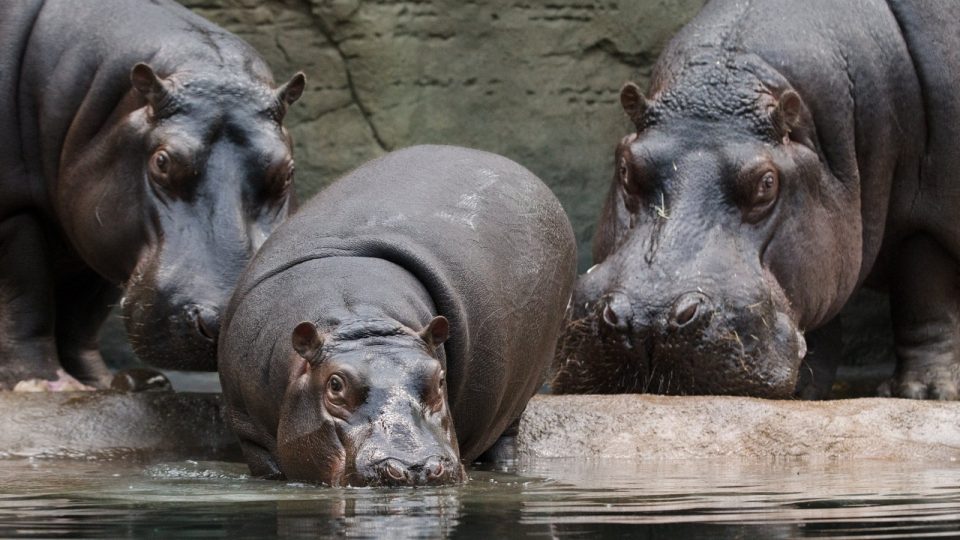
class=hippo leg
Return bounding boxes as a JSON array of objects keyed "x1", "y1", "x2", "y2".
[
  {"x1": 881, "y1": 234, "x2": 960, "y2": 400},
  {"x1": 240, "y1": 440, "x2": 284, "y2": 479},
  {"x1": 795, "y1": 318, "x2": 842, "y2": 400},
  {"x1": 54, "y1": 269, "x2": 119, "y2": 388},
  {"x1": 476, "y1": 417, "x2": 520, "y2": 464},
  {"x1": 0, "y1": 213, "x2": 63, "y2": 389},
  {"x1": 225, "y1": 408, "x2": 284, "y2": 479}
]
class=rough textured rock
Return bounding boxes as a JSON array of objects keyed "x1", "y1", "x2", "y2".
[
  {"x1": 3, "y1": 393, "x2": 957, "y2": 463},
  {"x1": 0, "y1": 392, "x2": 239, "y2": 460},
  {"x1": 519, "y1": 395, "x2": 960, "y2": 461},
  {"x1": 177, "y1": 0, "x2": 707, "y2": 270}
]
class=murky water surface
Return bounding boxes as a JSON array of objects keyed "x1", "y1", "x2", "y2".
[{"x1": 1, "y1": 457, "x2": 958, "y2": 538}]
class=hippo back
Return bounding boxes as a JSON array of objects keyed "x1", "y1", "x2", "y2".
[{"x1": 225, "y1": 145, "x2": 577, "y2": 461}]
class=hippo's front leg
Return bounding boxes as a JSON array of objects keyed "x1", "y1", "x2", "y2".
[
  {"x1": 795, "y1": 319, "x2": 842, "y2": 400},
  {"x1": 0, "y1": 214, "x2": 82, "y2": 390},
  {"x1": 881, "y1": 234, "x2": 960, "y2": 400},
  {"x1": 54, "y1": 269, "x2": 120, "y2": 389}
]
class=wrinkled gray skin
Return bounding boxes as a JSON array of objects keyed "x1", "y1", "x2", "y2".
[
  {"x1": 0, "y1": 0, "x2": 304, "y2": 388},
  {"x1": 220, "y1": 145, "x2": 576, "y2": 486},
  {"x1": 554, "y1": 0, "x2": 960, "y2": 400}
]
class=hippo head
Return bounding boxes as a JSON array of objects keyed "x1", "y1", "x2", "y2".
[
  {"x1": 555, "y1": 61, "x2": 862, "y2": 397},
  {"x1": 275, "y1": 316, "x2": 465, "y2": 487},
  {"x1": 59, "y1": 63, "x2": 305, "y2": 370}
]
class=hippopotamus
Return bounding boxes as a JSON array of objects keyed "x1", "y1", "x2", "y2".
[
  {"x1": 0, "y1": 0, "x2": 304, "y2": 389},
  {"x1": 552, "y1": 0, "x2": 960, "y2": 400},
  {"x1": 219, "y1": 145, "x2": 576, "y2": 485}
]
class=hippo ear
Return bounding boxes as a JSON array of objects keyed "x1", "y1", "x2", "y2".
[
  {"x1": 620, "y1": 82, "x2": 648, "y2": 128},
  {"x1": 771, "y1": 90, "x2": 804, "y2": 138},
  {"x1": 291, "y1": 321, "x2": 324, "y2": 361},
  {"x1": 277, "y1": 72, "x2": 306, "y2": 107},
  {"x1": 419, "y1": 316, "x2": 449, "y2": 349},
  {"x1": 130, "y1": 63, "x2": 170, "y2": 107}
]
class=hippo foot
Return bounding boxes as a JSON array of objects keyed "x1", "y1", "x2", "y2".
[
  {"x1": 877, "y1": 372, "x2": 960, "y2": 400},
  {"x1": 476, "y1": 435, "x2": 517, "y2": 464},
  {"x1": 110, "y1": 368, "x2": 173, "y2": 393},
  {"x1": 12, "y1": 369, "x2": 95, "y2": 392}
]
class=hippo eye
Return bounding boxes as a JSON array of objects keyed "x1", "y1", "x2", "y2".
[
  {"x1": 618, "y1": 157, "x2": 630, "y2": 186},
  {"x1": 743, "y1": 169, "x2": 780, "y2": 223},
  {"x1": 154, "y1": 151, "x2": 169, "y2": 173},
  {"x1": 438, "y1": 370, "x2": 445, "y2": 388},
  {"x1": 149, "y1": 149, "x2": 172, "y2": 185},
  {"x1": 328, "y1": 374, "x2": 344, "y2": 394}
]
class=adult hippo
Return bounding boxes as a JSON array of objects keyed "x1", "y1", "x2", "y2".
[
  {"x1": 0, "y1": 0, "x2": 304, "y2": 389},
  {"x1": 219, "y1": 145, "x2": 576, "y2": 485},
  {"x1": 553, "y1": 0, "x2": 960, "y2": 400}
]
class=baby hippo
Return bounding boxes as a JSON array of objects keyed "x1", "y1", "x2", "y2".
[{"x1": 219, "y1": 145, "x2": 576, "y2": 486}]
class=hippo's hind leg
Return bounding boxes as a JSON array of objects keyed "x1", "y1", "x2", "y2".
[
  {"x1": 880, "y1": 234, "x2": 960, "y2": 400},
  {"x1": 0, "y1": 213, "x2": 68, "y2": 389},
  {"x1": 54, "y1": 269, "x2": 119, "y2": 388}
]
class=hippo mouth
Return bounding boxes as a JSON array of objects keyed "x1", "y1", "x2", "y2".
[
  {"x1": 120, "y1": 262, "x2": 221, "y2": 371},
  {"x1": 551, "y1": 301, "x2": 805, "y2": 398}
]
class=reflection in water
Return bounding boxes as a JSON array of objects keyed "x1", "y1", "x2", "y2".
[{"x1": 0, "y1": 458, "x2": 959, "y2": 538}]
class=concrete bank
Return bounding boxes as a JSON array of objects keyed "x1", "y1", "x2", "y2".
[
  {"x1": 2, "y1": 392, "x2": 959, "y2": 462},
  {"x1": 519, "y1": 394, "x2": 960, "y2": 461},
  {"x1": 0, "y1": 392, "x2": 238, "y2": 460}
]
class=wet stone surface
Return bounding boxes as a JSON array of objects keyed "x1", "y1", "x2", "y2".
[
  {"x1": 2, "y1": 392, "x2": 959, "y2": 463},
  {"x1": 0, "y1": 392, "x2": 238, "y2": 461}
]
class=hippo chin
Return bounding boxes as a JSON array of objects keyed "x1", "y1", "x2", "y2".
[
  {"x1": 0, "y1": 0, "x2": 304, "y2": 387},
  {"x1": 555, "y1": 0, "x2": 960, "y2": 400},
  {"x1": 219, "y1": 145, "x2": 576, "y2": 485}
]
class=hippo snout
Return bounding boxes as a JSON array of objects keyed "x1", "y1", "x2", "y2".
[
  {"x1": 555, "y1": 280, "x2": 805, "y2": 397},
  {"x1": 366, "y1": 455, "x2": 463, "y2": 487}
]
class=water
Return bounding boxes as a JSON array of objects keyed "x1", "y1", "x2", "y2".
[{"x1": 1, "y1": 457, "x2": 959, "y2": 538}]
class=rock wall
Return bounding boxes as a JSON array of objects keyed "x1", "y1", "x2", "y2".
[{"x1": 179, "y1": 0, "x2": 707, "y2": 269}]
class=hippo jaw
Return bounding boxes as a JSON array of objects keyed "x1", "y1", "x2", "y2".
[{"x1": 276, "y1": 317, "x2": 466, "y2": 487}]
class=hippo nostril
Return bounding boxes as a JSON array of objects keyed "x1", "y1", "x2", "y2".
[
  {"x1": 423, "y1": 456, "x2": 445, "y2": 480},
  {"x1": 383, "y1": 460, "x2": 407, "y2": 482},
  {"x1": 602, "y1": 303, "x2": 619, "y2": 326},
  {"x1": 186, "y1": 304, "x2": 220, "y2": 342},
  {"x1": 670, "y1": 293, "x2": 709, "y2": 328},
  {"x1": 674, "y1": 303, "x2": 699, "y2": 326},
  {"x1": 600, "y1": 293, "x2": 631, "y2": 332}
]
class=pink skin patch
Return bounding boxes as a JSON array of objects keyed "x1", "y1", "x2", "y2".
[{"x1": 13, "y1": 369, "x2": 96, "y2": 392}]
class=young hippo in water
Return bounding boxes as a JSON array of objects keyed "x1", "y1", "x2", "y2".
[
  {"x1": 0, "y1": 0, "x2": 304, "y2": 389},
  {"x1": 219, "y1": 145, "x2": 577, "y2": 486},
  {"x1": 554, "y1": 0, "x2": 960, "y2": 400}
]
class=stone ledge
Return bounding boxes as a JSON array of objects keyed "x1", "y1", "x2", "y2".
[
  {"x1": 0, "y1": 392, "x2": 239, "y2": 460},
  {"x1": 2, "y1": 392, "x2": 958, "y2": 462},
  {"x1": 519, "y1": 394, "x2": 960, "y2": 461}
]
